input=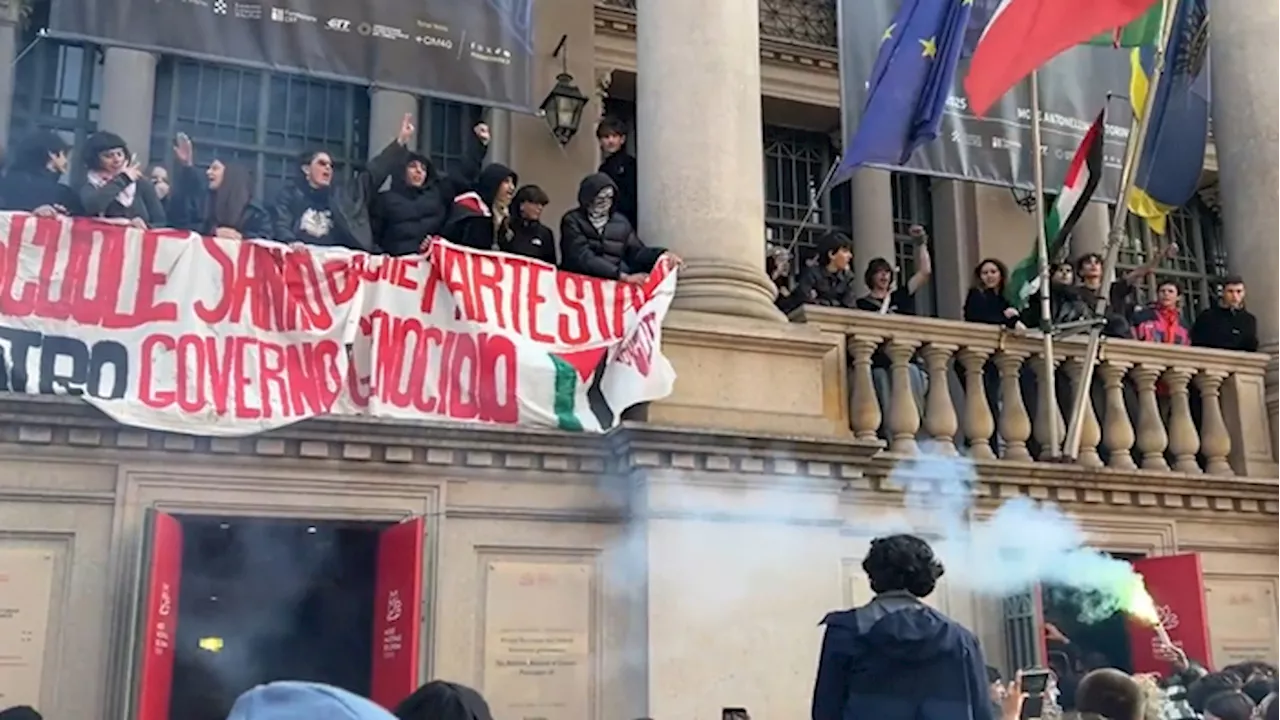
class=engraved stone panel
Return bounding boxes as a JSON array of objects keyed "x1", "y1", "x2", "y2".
[
  {"x1": 1205, "y1": 577, "x2": 1279, "y2": 665},
  {"x1": 482, "y1": 561, "x2": 594, "y2": 720},
  {"x1": 0, "y1": 547, "x2": 56, "y2": 708}
]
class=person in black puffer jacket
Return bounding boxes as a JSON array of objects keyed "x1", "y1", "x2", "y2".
[
  {"x1": 442, "y1": 163, "x2": 518, "y2": 251},
  {"x1": 272, "y1": 112, "x2": 414, "y2": 251},
  {"x1": 559, "y1": 172, "x2": 666, "y2": 283},
  {"x1": 0, "y1": 130, "x2": 79, "y2": 216},
  {"x1": 372, "y1": 128, "x2": 487, "y2": 256},
  {"x1": 498, "y1": 184, "x2": 557, "y2": 264}
]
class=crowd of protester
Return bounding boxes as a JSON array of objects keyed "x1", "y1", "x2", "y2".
[{"x1": 0, "y1": 113, "x2": 678, "y2": 286}]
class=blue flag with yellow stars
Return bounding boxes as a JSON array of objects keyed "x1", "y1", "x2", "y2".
[{"x1": 837, "y1": 0, "x2": 974, "y2": 179}]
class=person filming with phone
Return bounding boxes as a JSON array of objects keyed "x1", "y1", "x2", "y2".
[{"x1": 810, "y1": 534, "x2": 994, "y2": 720}]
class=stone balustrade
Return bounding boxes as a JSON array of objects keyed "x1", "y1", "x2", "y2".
[{"x1": 793, "y1": 306, "x2": 1278, "y2": 478}]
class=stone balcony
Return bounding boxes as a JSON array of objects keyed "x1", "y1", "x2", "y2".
[{"x1": 791, "y1": 306, "x2": 1277, "y2": 479}]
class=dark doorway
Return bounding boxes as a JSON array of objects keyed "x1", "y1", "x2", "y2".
[
  {"x1": 166, "y1": 516, "x2": 385, "y2": 720},
  {"x1": 1041, "y1": 552, "x2": 1143, "y2": 710}
]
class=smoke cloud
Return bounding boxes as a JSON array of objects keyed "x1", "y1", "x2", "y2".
[{"x1": 861, "y1": 446, "x2": 1147, "y2": 622}]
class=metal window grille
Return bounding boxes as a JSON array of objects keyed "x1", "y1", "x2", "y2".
[
  {"x1": 1117, "y1": 199, "x2": 1226, "y2": 324},
  {"x1": 763, "y1": 124, "x2": 849, "y2": 271},
  {"x1": 8, "y1": 20, "x2": 102, "y2": 180},
  {"x1": 890, "y1": 172, "x2": 936, "y2": 315},
  {"x1": 421, "y1": 98, "x2": 484, "y2": 177},
  {"x1": 150, "y1": 57, "x2": 369, "y2": 203}
]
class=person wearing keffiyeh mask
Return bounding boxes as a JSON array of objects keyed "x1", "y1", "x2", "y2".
[
  {"x1": 77, "y1": 131, "x2": 167, "y2": 228},
  {"x1": 558, "y1": 172, "x2": 678, "y2": 283}
]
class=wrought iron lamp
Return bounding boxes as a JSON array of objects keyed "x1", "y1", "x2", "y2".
[{"x1": 540, "y1": 35, "x2": 589, "y2": 145}]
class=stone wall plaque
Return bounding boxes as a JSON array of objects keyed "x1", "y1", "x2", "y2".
[
  {"x1": 482, "y1": 561, "x2": 593, "y2": 720},
  {"x1": 0, "y1": 547, "x2": 56, "y2": 708},
  {"x1": 1205, "y1": 578, "x2": 1279, "y2": 665}
]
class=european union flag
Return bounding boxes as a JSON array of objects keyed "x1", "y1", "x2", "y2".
[
  {"x1": 837, "y1": 0, "x2": 974, "y2": 178},
  {"x1": 1128, "y1": 0, "x2": 1209, "y2": 234}
]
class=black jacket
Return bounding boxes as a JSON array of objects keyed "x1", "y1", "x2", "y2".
[
  {"x1": 964, "y1": 287, "x2": 1019, "y2": 328},
  {"x1": 167, "y1": 165, "x2": 271, "y2": 239},
  {"x1": 372, "y1": 143, "x2": 485, "y2": 256},
  {"x1": 0, "y1": 166, "x2": 79, "y2": 214},
  {"x1": 78, "y1": 172, "x2": 167, "y2": 226},
  {"x1": 797, "y1": 266, "x2": 859, "y2": 309},
  {"x1": 271, "y1": 140, "x2": 408, "y2": 251},
  {"x1": 812, "y1": 592, "x2": 993, "y2": 720},
  {"x1": 598, "y1": 149, "x2": 638, "y2": 227},
  {"x1": 559, "y1": 173, "x2": 662, "y2": 280},
  {"x1": 442, "y1": 163, "x2": 518, "y2": 251},
  {"x1": 1191, "y1": 304, "x2": 1259, "y2": 352},
  {"x1": 499, "y1": 217, "x2": 557, "y2": 265}
]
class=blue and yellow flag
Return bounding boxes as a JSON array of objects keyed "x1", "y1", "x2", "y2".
[
  {"x1": 837, "y1": 0, "x2": 973, "y2": 178},
  {"x1": 1127, "y1": 0, "x2": 1209, "y2": 235}
]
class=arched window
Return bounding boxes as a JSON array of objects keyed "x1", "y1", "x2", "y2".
[{"x1": 150, "y1": 58, "x2": 370, "y2": 202}]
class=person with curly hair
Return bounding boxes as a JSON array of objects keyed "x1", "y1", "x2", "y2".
[{"x1": 810, "y1": 534, "x2": 993, "y2": 720}]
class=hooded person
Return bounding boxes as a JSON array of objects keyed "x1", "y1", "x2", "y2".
[
  {"x1": 497, "y1": 184, "x2": 557, "y2": 265},
  {"x1": 78, "y1": 130, "x2": 167, "y2": 227},
  {"x1": 441, "y1": 162, "x2": 518, "y2": 251},
  {"x1": 811, "y1": 534, "x2": 993, "y2": 720},
  {"x1": 559, "y1": 172, "x2": 665, "y2": 283},
  {"x1": 272, "y1": 112, "x2": 415, "y2": 251},
  {"x1": 393, "y1": 679, "x2": 494, "y2": 720},
  {"x1": 0, "y1": 130, "x2": 78, "y2": 216},
  {"x1": 371, "y1": 137, "x2": 486, "y2": 256},
  {"x1": 226, "y1": 681, "x2": 395, "y2": 720}
]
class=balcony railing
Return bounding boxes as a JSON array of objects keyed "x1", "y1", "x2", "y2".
[
  {"x1": 597, "y1": 0, "x2": 838, "y2": 48},
  {"x1": 794, "y1": 307, "x2": 1277, "y2": 478}
]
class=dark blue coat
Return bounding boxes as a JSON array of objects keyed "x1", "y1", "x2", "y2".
[{"x1": 811, "y1": 591, "x2": 994, "y2": 720}]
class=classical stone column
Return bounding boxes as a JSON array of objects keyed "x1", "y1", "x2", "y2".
[
  {"x1": 485, "y1": 109, "x2": 513, "y2": 167},
  {"x1": 929, "y1": 180, "x2": 977, "y2": 319},
  {"x1": 100, "y1": 49, "x2": 158, "y2": 166},
  {"x1": 1211, "y1": 0, "x2": 1280, "y2": 444},
  {"x1": 850, "y1": 168, "x2": 897, "y2": 292},
  {"x1": 0, "y1": 8, "x2": 19, "y2": 146},
  {"x1": 636, "y1": 0, "x2": 781, "y2": 320},
  {"x1": 1070, "y1": 203, "x2": 1110, "y2": 259},
  {"x1": 369, "y1": 90, "x2": 418, "y2": 159}
]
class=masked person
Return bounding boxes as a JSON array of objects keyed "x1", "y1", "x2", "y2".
[
  {"x1": 560, "y1": 173, "x2": 672, "y2": 284},
  {"x1": 272, "y1": 113, "x2": 414, "y2": 251},
  {"x1": 372, "y1": 122, "x2": 489, "y2": 256},
  {"x1": 78, "y1": 131, "x2": 167, "y2": 228},
  {"x1": 811, "y1": 534, "x2": 993, "y2": 720},
  {"x1": 441, "y1": 163, "x2": 518, "y2": 251}
]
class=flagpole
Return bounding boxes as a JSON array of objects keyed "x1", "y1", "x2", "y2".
[
  {"x1": 1061, "y1": 0, "x2": 1182, "y2": 460},
  {"x1": 1028, "y1": 68, "x2": 1061, "y2": 459}
]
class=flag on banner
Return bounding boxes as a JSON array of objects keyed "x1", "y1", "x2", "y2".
[
  {"x1": 836, "y1": 0, "x2": 973, "y2": 178},
  {"x1": 1007, "y1": 109, "x2": 1106, "y2": 309},
  {"x1": 1127, "y1": 0, "x2": 1210, "y2": 235},
  {"x1": 1086, "y1": 1, "x2": 1162, "y2": 47},
  {"x1": 964, "y1": 0, "x2": 1161, "y2": 117}
]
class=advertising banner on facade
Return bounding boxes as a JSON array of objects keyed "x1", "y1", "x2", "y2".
[
  {"x1": 0, "y1": 214, "x2": 677, "y2": 436},
  {"x1": 839, "y1": 0, "x2": 1132, "y2": 202},
  {"x1": 47, "y1": 0, "x2": 535, "y2": 110}
]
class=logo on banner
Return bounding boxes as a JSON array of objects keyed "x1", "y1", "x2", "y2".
[
  {"x1": 326, "y1": 17, "x2": 351, "y2": 31},
  {"x1": 213, "y1": 0, "x2": 227, "y2": 13},
  {"x1": 468, "y1": 41, "x2": 512, "y2": 64},
  {"x1": 385, "y1": 590, "x2": 403, "y2": 622},
  {"x1": 234, "y1": 3, "x2": 261, "y2": 18}
]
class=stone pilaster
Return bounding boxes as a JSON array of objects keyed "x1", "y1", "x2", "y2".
[{"x1": 99, "y1": 48, "x2": 158, "y2": 166}]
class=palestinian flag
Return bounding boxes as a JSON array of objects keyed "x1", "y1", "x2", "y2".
[
  {"x1": 549, "y1": 347, "x2": 615, "y2": 431},
  {"x1": 1086, "y1": 2, "x2": 1162, "y2": 47},
  {"x1": 1006, "y1": 109, "x2": 1107, "y2": 310}
]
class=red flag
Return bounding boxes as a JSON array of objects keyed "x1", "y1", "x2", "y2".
[{"x1": 964, "y1": 0, "x2": 1160, "y2": 117}]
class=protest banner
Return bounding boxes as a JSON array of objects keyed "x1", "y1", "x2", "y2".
[{"x1": 0, "y1": 214, "x2": 677, "y2": 436}]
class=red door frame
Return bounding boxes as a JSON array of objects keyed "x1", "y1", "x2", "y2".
[
  {"x1": 369, "y1": 517, "x2": 426, "y2": 709},
  {"x1": 135, "y1": 510, "x2": 184, "y2": 720}
]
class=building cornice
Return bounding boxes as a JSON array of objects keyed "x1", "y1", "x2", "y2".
[{"x1": 0, "y1": 394, "x2": 1273, "y2": 514}]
